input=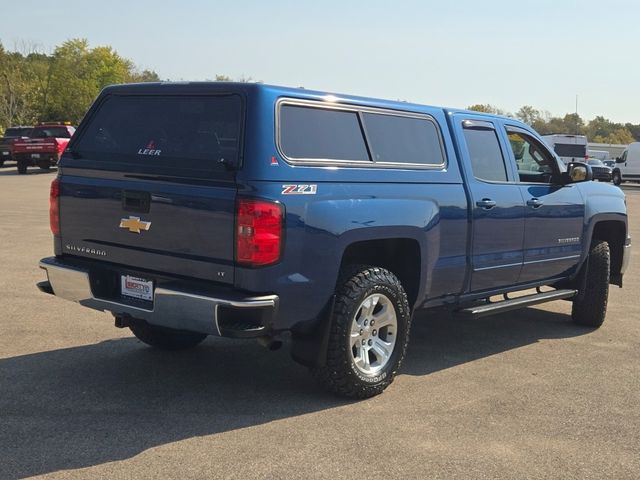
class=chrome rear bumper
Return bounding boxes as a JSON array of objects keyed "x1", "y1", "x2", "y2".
[{"x1": 39, "y1": 257, "x2": 278, "y2": 337}]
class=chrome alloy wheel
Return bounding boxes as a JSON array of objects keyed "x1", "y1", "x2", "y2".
[{"x1": 350, "y1": 293, "x2": 398, "y2": 375}]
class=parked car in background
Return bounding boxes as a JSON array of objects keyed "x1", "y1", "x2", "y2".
[
  {"x1": 587, "y1": 159, "x2": 612, "y2": 182},
  {"x1": 542, "y1": 134, "x2": 589, "y2": 164},
  {"x1": 613, "y1": 142, "x2": 640, "y2": 185},
  {"x1": 588, "y1": 149, "x2": 610, "y2": 162},
  {"x1": 0, "y1": 126, "x2": 33, "y2": 167},
  {"x1": 13, "y1": 122, "x2": 75, "y2": 174}
]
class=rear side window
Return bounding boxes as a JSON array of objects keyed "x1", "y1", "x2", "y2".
[
  {"x1": 32, "y1": 127, "x2": 72, "y2": 138},
  {"x1": 279, "y1": 105, "x2": 369, "y2": 161},
  {"x1": 554, "y1": 143, "x2": 586, "y2": 158},
  {"x1": 73, "y1": 95, "x2": 242, "y2": 172},
  {"x1": 5, "y1": 127, "x2": 32, "y2": 137},
  {"x1": 463, "y1": 128, "x2": 508, "y2": 182},
  {"x1": 362, "y1": 113, "x2": 444, "y2": 165}
]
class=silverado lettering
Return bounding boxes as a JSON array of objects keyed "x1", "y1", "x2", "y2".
[{"x1": 64, "y1": 245, "x2": 107, "y2": 257}]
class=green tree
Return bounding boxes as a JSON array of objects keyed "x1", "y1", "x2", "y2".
[
  {"x1": 0, "y1": 38, "x2": 160, "y2": 130},
  {"x1": 129, "y1": 69, "x2": 161, "y2": 83},
  {"x1": 43, "y1": 39, "x2": 136, "y2": 123},
  {"x1": 467, "y1": 103, "x2": 511, "y2": 117},
  {"x1": 562, "y1": 113, "x2": 584, "y2": 135},
  {"x1": 515, "y1": 105, "x2": 542, "y2": 126},
  {"x1": 592, "y1": 128, "x2": 634, "y2": 145},
  {"x1": 584, "y1": 116, "x2": 617, "y2": 140},
  {"x1": 0, "y1": 45, "x2": 43, "y2": 127},
  {"x1": 624, "y1": 123, "x2": 640, "y2": 142}
]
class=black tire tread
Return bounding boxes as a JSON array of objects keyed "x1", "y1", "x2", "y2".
[
  {"x1": 312, "y1": 265, "x2": 411, "y2": 399},
  {"x1": 572, "y1": 240, "x2": 610, "y2": 327}
]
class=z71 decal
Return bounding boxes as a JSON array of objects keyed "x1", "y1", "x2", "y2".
[{"x1": 282, "y1": 184, "x2": 318, "y2": 195}]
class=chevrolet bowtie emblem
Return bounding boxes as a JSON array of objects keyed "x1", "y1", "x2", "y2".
[{"x1": 119, "y1": 216, "x2": 151, "y2": 234}]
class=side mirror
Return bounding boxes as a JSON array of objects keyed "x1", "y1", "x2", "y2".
[{"x1": 563, "y1": 162, "x2": 593, "y2": 184}]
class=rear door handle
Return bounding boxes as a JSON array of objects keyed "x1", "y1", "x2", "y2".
[
  {"x1": 527, "y1": 198, "x2": 544, "y2": 208},
  {"x1": 476, "y1": 198, "x2": 496, "y2": 209}
]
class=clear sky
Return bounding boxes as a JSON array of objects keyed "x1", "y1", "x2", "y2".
[{"x1": 2, "y1": 0, "x2": 639, "y2": 123}]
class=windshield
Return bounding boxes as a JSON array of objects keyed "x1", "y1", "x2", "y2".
[
  {"x1": 73, "y1": 94, "x2": 242, "y2": 173},
  {"x1": 588, "y1": 159, "x2": 604, "y2": 166}
]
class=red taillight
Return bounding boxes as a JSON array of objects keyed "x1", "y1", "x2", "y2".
[
  {"x1": 49, "y1": 178, "x2": 60, "y2": 235},
  {"x1": 236, "y1": 199, "x2": 283, "y2": 266}
]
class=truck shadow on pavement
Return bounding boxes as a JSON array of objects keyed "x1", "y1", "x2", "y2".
[{"x1": 0, "y1": 307, "x2": 590, "y2": 479}]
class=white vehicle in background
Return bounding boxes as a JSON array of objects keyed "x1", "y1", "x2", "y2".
[
  {"x1": 542, "y1": 134, "x2": 589, "y2": 164},
  {"x1": 588, "y1": 149, "x2": 610, "y2": 162},
  {"x1": 613, "y1": 142, "x2": 640, "y2": 185}
]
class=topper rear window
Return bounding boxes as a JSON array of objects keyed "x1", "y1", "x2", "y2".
[{"x1": 72, "y1": 95, "x2": 242, "y2": 172}]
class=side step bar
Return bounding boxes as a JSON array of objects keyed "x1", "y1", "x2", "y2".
[{"x1": 457, "y1": 289, "x2": 577, "y2": 318}]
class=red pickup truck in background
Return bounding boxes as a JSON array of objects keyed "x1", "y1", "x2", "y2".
[
  {"x1": 0, "y1": 126, "x2": 33, "y2": 167},
  {"x1": 13, "y1": 122, "x2": 75, "y2": 174}
]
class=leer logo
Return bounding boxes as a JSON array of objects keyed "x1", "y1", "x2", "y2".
[
  {"x1": 138, "y1": 139, "x2": 161, "y2": 156},
  {"x1": 119, "y1": 216, "x2": 152, "y2": 234}
]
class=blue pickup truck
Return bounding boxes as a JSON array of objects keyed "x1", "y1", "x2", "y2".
[{"x1": 38, "y1": 82, "x2": 631, "y2": 398}]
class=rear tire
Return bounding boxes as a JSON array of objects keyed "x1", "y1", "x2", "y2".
[
  {"x1": 38, "y1": 161, "x2": 51, "y2": 170},
  {"x1": 311, "y1": 266, "x2": 411, "y2": 398},
  {"x1": 17, "y1": 161, "x2": 27, "y2": 174},
  {"x1": 129, "y1": 321, "x2": 207, "y2": 350},
  {"x1": 571, "y1": 240, "x2": 610, "y2": 327}
]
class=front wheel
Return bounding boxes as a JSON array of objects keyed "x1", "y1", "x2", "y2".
[
  {"x1": 129, "y1": 321, "x2": 207, "y2": 350},
  {"x1": 311, "y1": 266, "x2": 411, "y2": 398},
  {"x1": 612, "y1": 170, "x2": 622, "y2": 186},
  {"x1": 572, "y1": 240, "x2": 610, "y2": 327}
]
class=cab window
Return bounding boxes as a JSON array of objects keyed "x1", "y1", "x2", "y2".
[
  {"x1": 507, "y1": 131, "x2": 558, "y2": 183},
  {"x1": 463, "y1": 127, "x2": 509, "y2": 182}
]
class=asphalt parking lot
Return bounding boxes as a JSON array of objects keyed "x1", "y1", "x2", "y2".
[{"x1": 1, "y1": 165, "x2": 638, "y2": 480}]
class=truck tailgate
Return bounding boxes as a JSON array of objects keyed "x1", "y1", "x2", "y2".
[
  {"x1": 60, "y1": 173, "x2": 236, "y2": 283},
  {"x1": 14, "y1": 139, "x2": 57, "y2": 153}
]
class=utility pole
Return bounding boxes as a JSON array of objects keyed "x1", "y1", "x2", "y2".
[{"x1": 575, "y1": 94, "x2": 579, "y2": 134}]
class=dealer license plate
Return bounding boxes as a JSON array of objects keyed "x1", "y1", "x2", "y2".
[
  {"x1": 31, "y1": 153, "x2": 40, "y2": 159},
  {"x1": 121, "y1": 275, "x2": 153, "y2": 301},
  {"x1": 1, "y1": 151, "x2": 9, "y2": 156}
]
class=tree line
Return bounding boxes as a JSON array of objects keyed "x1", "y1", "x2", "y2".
[
  {"x1": 0, "y1": 38, "x2": 159, "y2": 132},
  {"x1": 468, "y1": 104, "x2": 639, "y2": 145},
  {"x1": 1, "y1": 38, "x2": 638, "y2": 145}
]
